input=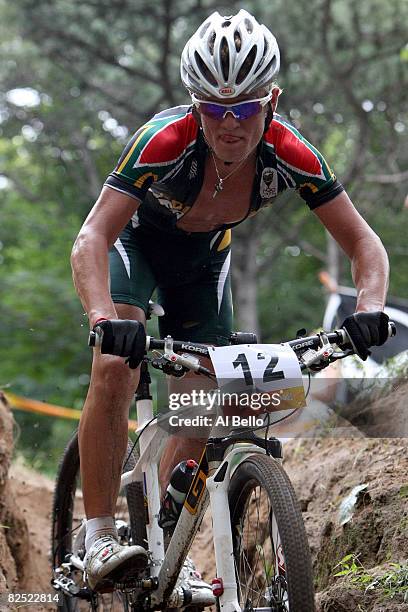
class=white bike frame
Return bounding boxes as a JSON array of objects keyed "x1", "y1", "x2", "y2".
[{"x1": 121, "y1": 394, "x2": 280, "y2": 611}]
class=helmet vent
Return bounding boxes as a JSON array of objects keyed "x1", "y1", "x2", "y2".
[
  {"x1": 234, "y1": 30, "x2": 242, "y2": 52},
  {"x1": 221, "y1": 20, "x2": 231, "y2": 27},
  {"x1": 199, "y1": 22, "x2": 211, "y2": 38},
  {"x1": 220, "y1": 37, "x2": 230, "y2": 81},
  {"x1": 208, "y1": 31, "x2": 216, "y2": 55},
  {"x1": 256, "y1": 57, "x2": 277, "y2": 84},
  {"x1": 195, "y1": 51, "x2": 218, "y2": 86},
  {"x1": 188, "y1": 63, "x2": 200, "y2": 80},
  {"x1": 244, "y1": 18, "x2": 253, "y2": 33},
  {"x1": 236, "y1": 45, "x2": 257, "y2": 84}
]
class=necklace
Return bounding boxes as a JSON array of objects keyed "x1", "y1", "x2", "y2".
[{"x1": 210, "y1": 148, "x2": 252, "y2": 199}]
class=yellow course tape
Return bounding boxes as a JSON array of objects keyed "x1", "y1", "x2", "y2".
[{"x1": 4, "y1": 392, "x2": 137, "y2": 430}]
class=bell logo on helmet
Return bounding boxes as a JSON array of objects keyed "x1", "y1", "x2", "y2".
[{"x1": 219, "y1": 87, "x2": 235, "y2": 95}]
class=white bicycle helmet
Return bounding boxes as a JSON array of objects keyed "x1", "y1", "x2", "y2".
[{"x1": 180, "y1": 9, "x2": 280, "y2": 99}]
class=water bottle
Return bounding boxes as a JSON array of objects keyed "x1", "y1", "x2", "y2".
[{"x1": 158, "y1": 459, "x2": 198, "y2": 532}]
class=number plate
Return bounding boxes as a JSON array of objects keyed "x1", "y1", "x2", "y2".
[{"x1": 209, "y1": 343, "x2": 306, "y2": 414}]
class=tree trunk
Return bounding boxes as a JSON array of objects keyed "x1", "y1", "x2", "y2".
[{"x1": 231, "y1": 217, "x2": 262, "y2": 339}]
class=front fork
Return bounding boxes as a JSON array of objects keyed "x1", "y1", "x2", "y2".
[{"x1": 207, "y1": 445, "x2": 267, "y2": 612}]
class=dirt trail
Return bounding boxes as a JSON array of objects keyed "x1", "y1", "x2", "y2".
[
  {"x1": 2, "y1": 384, "x2": 408, "y2": 611},
  {"x1": 8, "y1": 437, "x2": 408, "y2": 611},
  {"x1": 8, "y1": 462, "x2": 54, "y2": 596}
]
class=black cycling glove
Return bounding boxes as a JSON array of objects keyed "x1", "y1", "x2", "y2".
[
  {"x1": 93, "y1": 319, "x2": 146, "y2": 369},
  {"x1": 341, "y1": 311, "x2": 389, "y2": 361}
]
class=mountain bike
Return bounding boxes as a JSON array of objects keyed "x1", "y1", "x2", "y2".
[{"x1": 51, "y1": 314, "x2": 395, "y2": 612}]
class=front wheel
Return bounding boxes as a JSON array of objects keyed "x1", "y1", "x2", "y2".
[{"x1": 228, "y1": 454, "x2": 315, "y2": 612}]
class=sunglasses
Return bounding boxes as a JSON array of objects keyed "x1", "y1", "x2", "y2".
[{"x1": 191, "y1": 93, "x2": 272, "y2": 121}]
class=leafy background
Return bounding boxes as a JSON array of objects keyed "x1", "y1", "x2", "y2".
[{"x1": 0, "y1": 0, "x2": 407, "y2": 473}]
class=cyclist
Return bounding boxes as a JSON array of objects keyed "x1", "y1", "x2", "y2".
[{"x1": 70, "y1": 9, "x2": 390, "y2": 591}]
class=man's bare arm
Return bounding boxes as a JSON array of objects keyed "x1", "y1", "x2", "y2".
[
  {"x1": 314, "y1": 191, "x2": 389, "y2": 312},
  {"x1": 71, "y1": 186, "x2": 141, "y2": 327}
]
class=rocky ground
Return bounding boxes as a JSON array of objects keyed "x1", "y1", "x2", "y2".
[{"x1": 1, "y1": 384, "x2": 408, "y2": 611}]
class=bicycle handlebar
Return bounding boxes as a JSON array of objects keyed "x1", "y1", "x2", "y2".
[{"x1": 88, "y1": 322, "x2": 396, "y2": 372}]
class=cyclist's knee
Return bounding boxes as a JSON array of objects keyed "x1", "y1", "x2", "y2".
[{"x1": 91, "y1": 352, "x2": 139, "y2": 395}]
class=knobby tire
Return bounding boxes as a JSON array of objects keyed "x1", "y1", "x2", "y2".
[{"x1": 228, "y1": 454, "x2": 315, "y2": 612}]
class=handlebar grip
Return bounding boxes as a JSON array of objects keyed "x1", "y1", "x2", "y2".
[
  {"x1": 340, "y1": 320, "x2": 396, "y2": 350},
  {"x1": 88, "y1": 329, "x2": 102, "y2": 348}
]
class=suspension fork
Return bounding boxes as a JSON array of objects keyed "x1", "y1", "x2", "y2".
[{"x1": 207, "y1": 442, "x2": 268, "y2": 612}]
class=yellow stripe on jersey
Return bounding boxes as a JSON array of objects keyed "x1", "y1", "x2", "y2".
[
  {"x1": 117, "y1": 124, "x2": 154, "y2": 174},
  {"x1": 134, "y1": 171, "x2": 158, "y2": 188},
  {"x1": 217, "y1": 229, "x2": 232, "y2": 251},
  {"x1": 299, "y1": 181, "x2": 319, "y2": 193}
]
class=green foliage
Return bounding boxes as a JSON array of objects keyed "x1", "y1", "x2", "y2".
[
  {"x1": 0, "y1": 0, "x2": 407, "y2": 471},
  {"x1": 399, "y1": 486, "x2": 408, "y2": 499},
  {"x1": 366, "y1": 563, "x2": 408, "y2": 601},
  {"x1": 333, "y1": 555, "x2": 408, "y2": 601},
  {"x1": 332, "y1": 553, "x2": 370, "y2": 582},
  {"x1": 13, "y1": 413, "x2": 77, "y2": 477}
]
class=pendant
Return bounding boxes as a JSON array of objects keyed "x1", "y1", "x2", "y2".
[{"x1": 212, "y1": 179, "x2": 223, "y2": 199}]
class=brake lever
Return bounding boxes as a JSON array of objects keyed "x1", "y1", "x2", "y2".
[
  {"x1": 151, "y1": 355, "x2": 187, "y2": 377},
  {"x1": 300, "y1": 332, "x2": 334, "y2": 368},
  {"x1": 329, "y1": 348, "x2": 354, "y2": 361},
  {"x1": 162, "y1": 335, "x2": 213, "y2": 377}
]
